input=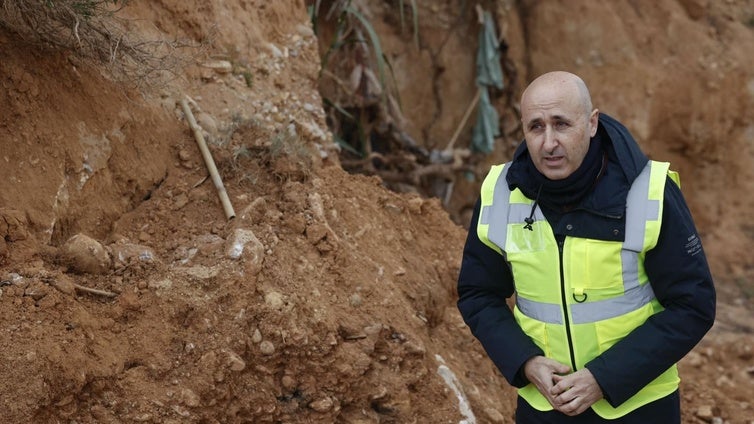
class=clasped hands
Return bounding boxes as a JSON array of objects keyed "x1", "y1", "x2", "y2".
[{"x1": 523, "y1": 356, "x2": 604, "y2": 416}]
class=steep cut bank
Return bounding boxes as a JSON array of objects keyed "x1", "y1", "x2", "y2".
[{"x1": 0, "y1": 0, "x2": 753, "y2": 423}]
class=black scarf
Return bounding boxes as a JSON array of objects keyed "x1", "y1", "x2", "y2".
[{"x1": 508, "y1": 133, "x2": 605, "y2": 211}]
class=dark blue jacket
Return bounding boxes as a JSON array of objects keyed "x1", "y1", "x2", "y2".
[{"x1": 456, "y1": 113, "x2": 716, "y2": 407}]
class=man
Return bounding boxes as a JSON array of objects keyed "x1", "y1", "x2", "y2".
[{"x1": 457, "y1": 71, "x2": 715, "y2": 423}]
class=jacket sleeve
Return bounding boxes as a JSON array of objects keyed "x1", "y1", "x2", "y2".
[
  {"x1": 585, "y1": 177, "x2": 716, "y2": 406},
  {"x1": 457, "y1": 198, "x2": 544, "y2": 387}
]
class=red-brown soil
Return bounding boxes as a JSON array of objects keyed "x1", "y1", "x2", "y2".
[{"x1": 1, "y1": 1, "x2": 753, "y2": 423}]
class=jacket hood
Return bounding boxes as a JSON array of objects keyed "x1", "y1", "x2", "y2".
[{"x1": 597, "y1": 112, "x2": 648, "y2": 184}]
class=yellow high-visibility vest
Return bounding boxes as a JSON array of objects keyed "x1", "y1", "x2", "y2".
[{"x1": 476, "y1": 160, "x2": 680, "y2": 419}]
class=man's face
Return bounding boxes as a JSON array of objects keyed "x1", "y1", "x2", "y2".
[{"x1": 521, "y1": 85, "x2": 599, "y2": 180}]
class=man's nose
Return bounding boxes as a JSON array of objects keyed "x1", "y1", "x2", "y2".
[{"x1": 543, "y1": 126, "x2": 558, "y2": 152}]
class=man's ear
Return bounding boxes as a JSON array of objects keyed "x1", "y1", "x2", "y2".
[{"x1": 589, "y1": 109, "x2": 600, "y2": 137}]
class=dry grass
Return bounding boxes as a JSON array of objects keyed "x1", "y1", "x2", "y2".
[{"x1": 0, "y1": 0, "x2": 198, "y2": 88}]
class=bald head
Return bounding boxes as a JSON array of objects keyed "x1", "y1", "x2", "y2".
[{"x1": 521, "y1": 71, "x2": 593, "y2": 116}]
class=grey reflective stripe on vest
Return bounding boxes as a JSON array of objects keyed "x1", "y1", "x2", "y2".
[
  {"x1": 570, "y1": 282, "x2": 656, "y2": 324},
  {"x1": 479, "y1": 166, "x2": 510, "y2": 247},
  {"x1": 479, "y1": 165, "x2": 546, "y2": 249},
  {"x1": 484, "y1": 162, "x2": 659, "y2": 325},
  {"x1": 517, "y1": 296, "x2": 563, "y2": 324},
  {"x1": 518, "y1": 284, "x2": 655, "y2": 324}
]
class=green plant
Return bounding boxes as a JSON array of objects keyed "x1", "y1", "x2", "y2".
[
  {"x1": 308, "y1": 0, "x2": 418, "y2": 159},
  {"x1": 398, "y1": 0, "x2": 419, "y2": 49},
  {"x1": 241, "y1": 70, "x2": 253, "y2": 88}
]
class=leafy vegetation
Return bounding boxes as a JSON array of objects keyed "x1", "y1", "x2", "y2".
[{"x1": 308, "y1": 0, "x2": 417, "y2": 159}]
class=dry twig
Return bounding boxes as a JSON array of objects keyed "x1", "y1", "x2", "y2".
[{"x1": 73, "y1": 283, "x2": 118, "y2": 298}]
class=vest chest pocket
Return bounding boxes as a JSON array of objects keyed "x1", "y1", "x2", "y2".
[
  {"x1": 567, "y1": 239, "x2": 625, "y2": 299},
  {"x1": 505, "y1": 221, "x2": 547, "y2": 253}
]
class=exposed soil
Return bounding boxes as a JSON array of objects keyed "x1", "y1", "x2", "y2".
[{"x1": 1, "y1": 1, "x2": 754, "y2": 423}]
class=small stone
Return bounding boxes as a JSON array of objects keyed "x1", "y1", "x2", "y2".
[
  {"x1": 202, "y1": 60, "x2": 232, "y2": 74},
  {"x1": 225, "y1": 229, "x2": 265, "y2": 275},
  {"x1": 109, "y1": 242, "x2": 157, "y2": 265},
  {"x1": 383, "y1": 203, "x2": 403, "y2": 214},
  {"x1": 178, "y1": 149, "x2": 192, "y2": 161},
  {"x1": 695, "y1": 405, "x2": 716, "y2": 421},
  {"x1": 305, "y1": 223, "x2": 328, "y2": 244},
  {"x1": 267, "y1": 43, "x2": 283, "y2": 58},
  {"x1": 370, "y1": 386, "x2": 388, "y2": 401},
  {"x1": 338, "y1": 325, "x2": 366, "y2": 341},
  {"x1": 118, "y1": 291, "x2": 141, "y2": 311},
  {"x1": 251, "y1": 328, "x2": 263, "y2": 344},
  {"x1": 90, "y1": 405, "x2": 110, "y2": 421},
  {"x1": 173, "y1": 193, "x2": 190, "y2": 210},
  {"x1": 59, "y1": 234, "x2": 112, "y2": 274},
  {"x1": 404, "y1": 341, "x2": 426, "y2": 357},
  {"x1": 225, "y1": 351, "x2": 246, "y2": 372},
  {"x1": 281, "y1": 375, "x2": 296, "y2": 391},
  {"x1": 308, "y1": 396, "x2": 333, "y2": 412},
  {"x1": 52, "y1": 275, "x2": 76, "y2": 295},
  {"x1": 407, "y1": 197, "x2": 423, "y2": 214},
  {"x1": 296, "y1": 23, "x2": 314, "y2": 37},
  {"x1": 238, "y1": 197, "x2": 267, "y2": 224},
  {"x1": 364, "y1": 324, "x2": 383, "y2": 335},
  {"x1": 196, "y1": 112, "x2": 218, "y2": 137},
  {"x1": 349, "y1": 293, "x2": 362, "y2": 307},
  {"x1": 179, "y1": 388, "x2": 201, "y2": 407},
  {"x1": 259, "y1": 340, "x2": 275, "y2": 355},
  {"x1": 264, "y1": 291, "x2": 284, "y2": 309},
  {"x1": 715, "y1": 375, "x2": 733, "y2": 387}
]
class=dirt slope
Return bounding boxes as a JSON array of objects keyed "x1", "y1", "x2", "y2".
[{"x1": 1, "y1": 1, "x2": 753, "y2": 423}]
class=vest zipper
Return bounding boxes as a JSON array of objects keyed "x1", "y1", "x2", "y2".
[{"x1": 557, "y1": 238, "x2": 578, "y2": 371}]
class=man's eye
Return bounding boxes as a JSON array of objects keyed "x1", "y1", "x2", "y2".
[
  {"x1": 555, "y1": 121, "x2": 570, "y2": 129},
  {"x1": 529, "y1": 123, "x2": 543, "y2": 131}
]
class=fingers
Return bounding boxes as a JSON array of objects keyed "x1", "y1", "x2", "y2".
[
  {"x1": 548, "y1": 369, "x2": 604, "y2": 416},
  {"x1": 556, "y1": 396, "x2": 589, "y2": 416},
  {"x1": 523, "y1": 357, "x2": 602, "y2": 416},
  {"x1": 550, "y1": 373, "x2": 571, "y2": 395},
  {"x1": 550, "y1": 387, "x2": 588, "y2": 416},
  {"x1": 523, "y1": 356, "x2": 572, "y2": 409}
]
